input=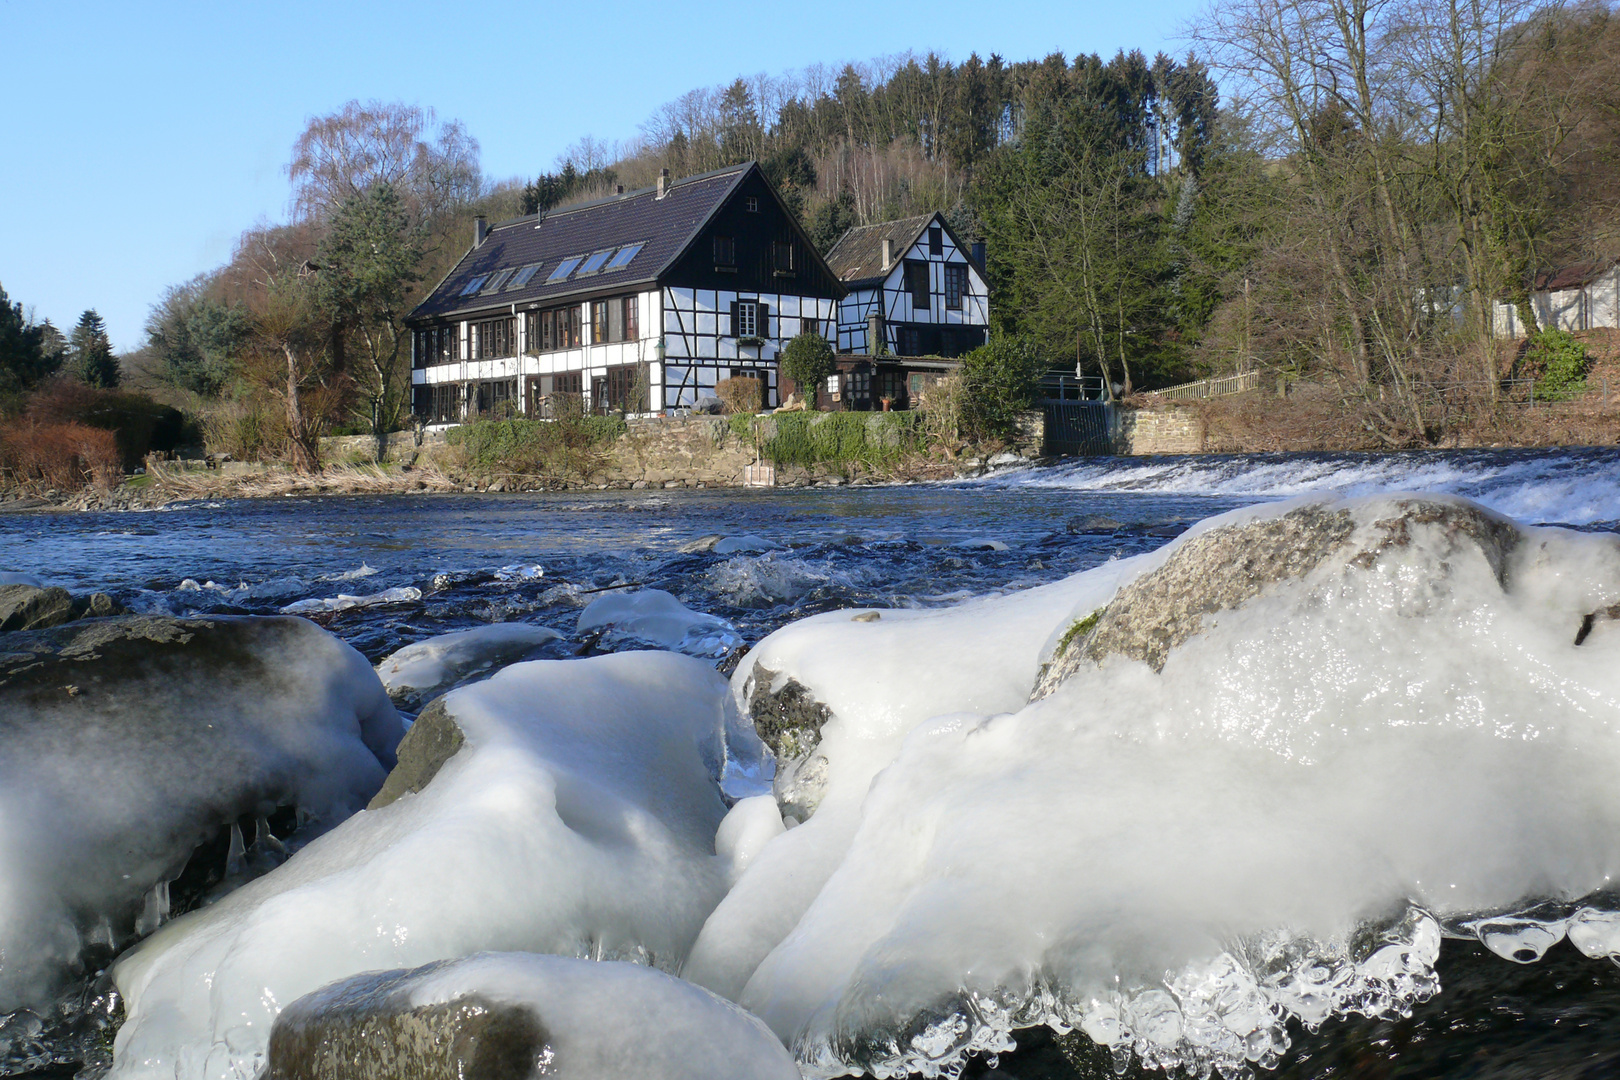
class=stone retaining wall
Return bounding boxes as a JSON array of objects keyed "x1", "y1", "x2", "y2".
[{"x1": 1118, "y1": 407, "x2": 1205, "y2": 455}]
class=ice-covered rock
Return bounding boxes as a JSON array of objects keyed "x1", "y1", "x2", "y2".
[
  {"x1": 374, "y1": 623, "x2": 563, "y2": 709},
  {"x1": 0, "y1": 615, "x2": 402, "y2": 1015},
  {"x1": 577, "y1": 588, "x2": 742, "y2": 658},
  {"x1": 0, "y1": 571, "x2": 43, "y2": 587},
  {"x1": 703, "y1": 496, "x2": 1620, "y2": 1079},
  {"x1": 109, "y1": 651, "x2": 758, "y2": 1080},
  {"x1": 683, "y1": 559, "x2": 1149, "y2": 1005},
  {"x1": 0, "y1": 582, "x2": 125, "y2": 632},
  {"x1": 679, "y1": 534, "x2": 783, "y2": 555},
  {"x1": 265, "y1": 953, "x2": 800, "y2": 1080}
]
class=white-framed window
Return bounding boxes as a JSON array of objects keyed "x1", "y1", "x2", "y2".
[
  {"x1": 736, "y1": 300, "x2": 758, "y2": 337},
  {"x1": 744, "y1": 196, "x2": 759, "y2": 212}
]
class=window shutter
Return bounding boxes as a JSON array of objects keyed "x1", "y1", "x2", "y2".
[
  {"x1": 757, "y1": 303, "x2": 770, "y2": 338},
  {"x1": 729, "y1": 299, "x2": 739, "y2": 337}
]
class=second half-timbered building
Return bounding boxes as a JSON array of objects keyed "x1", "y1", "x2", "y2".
[
  {"x1": 407, "y1": 162, "x2": 845, "y2": 423},
  {"x1": 825, "y1": 212, "x2": 990, "y2": 358}
]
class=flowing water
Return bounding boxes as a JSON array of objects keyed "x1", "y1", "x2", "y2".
[{"x1": 3, "y1": 445, "x2": 1618, "y2": 1079}]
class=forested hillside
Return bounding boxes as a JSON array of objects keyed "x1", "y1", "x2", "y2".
[{"x1": 43, "y1": 0, "x2": 1613, "y2": 466}]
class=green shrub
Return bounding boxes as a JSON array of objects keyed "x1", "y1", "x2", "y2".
[
  {"x1": 779, "y1": 332, "x2": 836, "y2": 406},
  {"x1": 447, "y1": 416, "x2": 626, "y2": 478},
  {"x1": 958, "y1": 335, "x2": 1043, "y2": 442},
  {"x1": 728, "y1": 412, "x2": 756, "y2": 443},
  {"x1": 759, "y1": 411, "x2": 923, "y2": 467},
  {"x1": 1528, "y1": 329, "x2": 1590, "y2": 400}
]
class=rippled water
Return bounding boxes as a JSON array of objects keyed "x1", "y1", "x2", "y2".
[{"x1": 3, "y1": 446, "x2": 1618, "y2": 1079}]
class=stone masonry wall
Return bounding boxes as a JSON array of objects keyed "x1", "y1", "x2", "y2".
[{"x1": 1119, "y1": 407, "x2": 1205, "y2": 455}]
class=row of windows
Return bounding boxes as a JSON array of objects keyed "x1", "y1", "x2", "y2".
[
  {"x1": 417, "y1": 297, "x2": 826, "y2": 367},
  {"x1": 713, "y1": 235, "x2": 796, "y2": 275},
  {"x1": 457, "y1": 243, "x2": 647, "y2": 298}
]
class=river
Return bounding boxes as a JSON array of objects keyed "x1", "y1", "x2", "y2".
[{"x1": 3, "y1": 445, "x2": 1619, "y2": 1080}]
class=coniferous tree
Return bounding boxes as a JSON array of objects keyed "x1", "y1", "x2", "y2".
[
  {"x1": 0, "y1": 284, "x2": 57, "y2": 393},
  {"x1": 69, "y1": 309, "x2": 120, "y2": 388}
]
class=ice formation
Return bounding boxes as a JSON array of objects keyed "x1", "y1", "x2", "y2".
[
  {"x1": 374, "y1": 623, "x2": 563, "y2": 709},
  {"x1": 0, "y1": 571, "x2": 43, "y2": 586},
  {"x1": 576, "y1": 588, "x2": 742, "y2": 658},
  {"x1": 280, "y1": 586, "x2": 422, "y2": 614},
  {"x1": 268, "y1": 952, "x2": 801, "y2": 1080},
  {"x1": 693, "y1": 495, "x2": 1620, "y2": 1078},
  {"x1": 0, "y1": 616, "x2": 402, "y2": 1017},
  {"x1": 109, "y1": 651, "x2": 756, "y2": 1080}
]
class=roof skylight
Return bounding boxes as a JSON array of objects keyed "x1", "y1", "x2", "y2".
[
  {"x1": 459, "y1": 275, "x2": 489, "y2": 296},
  {"x1": 547, "y1": 257, "x2": 582, "y2": 282},
  {"x1": 576, "y1": 250, "x2": 613, "y2": 275},
  {"x1": 481, "y1": 269, "x2": 515, "y2": 293},
  {"x1": 605, "y1": 244, "x2": 644, "y2": 270},
  {"x1": 508, "y1": 264, "x2": 542, "y2": 288}
]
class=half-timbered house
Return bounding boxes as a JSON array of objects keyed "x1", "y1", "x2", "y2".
[
  {"x1": 406, "y1": 162, "x2": 844, "y2": 423},
  {"x1": 825, "y1": 212, "x2": 990, "y2": 358}
]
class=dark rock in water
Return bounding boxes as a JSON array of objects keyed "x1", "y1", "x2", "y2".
[
  {"x1": 0, "y1": 615, "x2": 402, "y2": 1013},
  {"x1": 267, "y1": 954, "x2": 800, "y2": 1080},
  {"x1": 1033, "y1": 498, "x2": 1522, "y2": 698},
  {"x1": 368, "y1": 698, "x2": 466, "y2": 810},
  {"x1": 745, "y1": 662, "x2": 833, "y2": 820},
  {"x1": 267, "y1": 968, "x2": 547, "y2": 1080},
  {"x1": 1065, "y1": 515, "x2": 1126, "y2": 535},
  {"x1": 0, "y1": 583, "x2": 125, "y2": 632}
]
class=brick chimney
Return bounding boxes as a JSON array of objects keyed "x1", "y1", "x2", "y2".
[
  {"x1": 881, "y1": 238, "x2": 893, "y2": 271},
  {"x1": 473, "y1": 216, "x2": 488, "y2": 247},
  {"x1": 657, "y1": 169, "x2": 670, "y2": 199}
]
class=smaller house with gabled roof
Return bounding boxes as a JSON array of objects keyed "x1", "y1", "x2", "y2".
[
  {"x1": 825, "y1": 212, "x2": 989, "y2": 358},
  {"x1": 1492, "y1": 257, "x2": 1620, "y2": 337},
  {"x1": 407, "y1": 161, "x2": 845, "y2": 423}
]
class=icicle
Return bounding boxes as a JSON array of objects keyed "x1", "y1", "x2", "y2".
[{"x1": 225, "y1": 822, "x2": 246, "y2": 878}]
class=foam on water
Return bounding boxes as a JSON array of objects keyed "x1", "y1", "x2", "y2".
[{"x1": 974, "y1": 449, "x2": 1620, "y2": 526}]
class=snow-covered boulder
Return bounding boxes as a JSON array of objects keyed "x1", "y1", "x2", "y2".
[
  {"x1": 576, "y1": 588, "x2": 741, "y2": 658},
  {"x1": 0, "y1": 615, "x2": 402, "y2": 1014},
  {"x1": 264, "y1": 953, "x2": 800, "y2": 1080},
  {"x1": 109, "y1": 651, "x2": 755, "y2": 1080},
  {"x1": 374, "y1": 623, "x2": 563, "y2": 710},
  {"x1": 698, "y1": 497, "x2": 1620, "y2": 1079}
]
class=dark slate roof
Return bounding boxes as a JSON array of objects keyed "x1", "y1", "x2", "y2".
[
  {"x1": 824, "y1": 214, "x2": 935, "y2": 288},
  {"x1": 1532, "y1": 258, "x2": 1620, "y2": 293},
  {"x1": 409, "y1": 163, "x2": 751, "y2": 322}
]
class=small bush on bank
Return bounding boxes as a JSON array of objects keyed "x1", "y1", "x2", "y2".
[
  {"x1": 0, "y1": 421, "x2": 121, "y2": 491},
  {"x1": 1528, "y1": 330, "x2": 1590, "y2": 400},
  {"x1": 26, "y1": 378, "x2": 200, "y2": 469},
  {"x1": 759, "y1": 411, "x2": 923, "y2": 467},
  {"x1": 958, "y1": 335, "x2": 1043, "y2": 442},
  {"x1": 716, "y1": 376, "x2": 762, "y2": 415},
  {"x1": 447, "y1": 416, "x2": 626, "y2": 479}
]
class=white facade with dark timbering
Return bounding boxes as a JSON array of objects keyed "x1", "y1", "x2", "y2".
[
  {"x1": 407, "y1": 161, "x2": 846, "y2": 424},
  {"x1": 826, "y1": 212, "x2": 990, "y2": 357}
]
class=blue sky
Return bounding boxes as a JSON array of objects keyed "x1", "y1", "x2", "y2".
[{"x1": 0, "y1": 0, "x2": 1206, "y2": 351}]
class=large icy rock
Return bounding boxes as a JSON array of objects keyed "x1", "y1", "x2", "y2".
[
  {"x1": 0, "y1": 615, "x2": 402, "y2": 1014},
  {"x1": 109, "y1": 651, "x2": 757, "y2": 1080},
  {"x1": 682, "y1": 560, "x2": 1149, "y2": 1005},
  {"x1": 264, "y1": 953, "x2": 800, "y2": 1080},
  {"x1": 713, "y1": 496, "x2": 1620, "y2": 1079},
  {"x1": 374, "y1": 623, "x2": 563, "y2": 710}
]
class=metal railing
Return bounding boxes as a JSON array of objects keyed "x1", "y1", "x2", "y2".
[{"x1": 1148, "y1": 370, "x2": 1261, "y2": 401}]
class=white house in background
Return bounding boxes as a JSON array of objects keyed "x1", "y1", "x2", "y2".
[
  {"x1": 1493, "y1": 258, "x2": 1620, "y2": 337},
  {"x1": 406, "y1": 161, "x2": 846, "y2": 424},
  {"x1": 825, "y1": 212, "x2": 990, "y2": 357}
]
